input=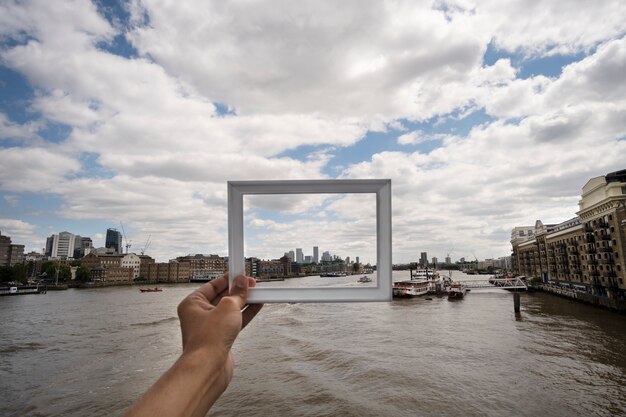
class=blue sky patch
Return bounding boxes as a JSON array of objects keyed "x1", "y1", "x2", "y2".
[
  {"x1": 483, "y1": 41, "x2": 586, "y2": 79},
  {"x1": 0, "y1": 65, "x2": 37, "y2": 125}
]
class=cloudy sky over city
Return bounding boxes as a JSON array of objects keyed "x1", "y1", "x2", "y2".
[{"x1": 0, "y1": 0, "x2": 625, "y2": 263}]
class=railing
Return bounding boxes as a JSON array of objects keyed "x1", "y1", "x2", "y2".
[{"x1": 457, "y1": 278, "x2": 528, "y2": 290}]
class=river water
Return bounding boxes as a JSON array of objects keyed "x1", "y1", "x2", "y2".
[{"x1": 1, "y1": 270, "x2": 626, "y2": 417}]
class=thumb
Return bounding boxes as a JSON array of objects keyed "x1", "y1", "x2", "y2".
[{"x1": 225, "y1": 275, "x2": 251, "y2": 310}]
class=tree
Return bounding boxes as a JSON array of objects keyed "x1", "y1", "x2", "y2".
[
  {"x1": 12, "y1": 264, "x2": 27, "y2": 284},
  {"x1": 0, "y1": 266, "x2": 14, "y2": 283},
  {"x1": 75, "y1": 266, "x2": 91, "y2": 282},
  {"x1": 42, "y1": 262, "x2": 71, "y2": 282}
]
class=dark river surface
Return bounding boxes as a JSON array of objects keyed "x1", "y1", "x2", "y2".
[{"x1": 2, "y1": 270, "x2": 626, "y2": 417}]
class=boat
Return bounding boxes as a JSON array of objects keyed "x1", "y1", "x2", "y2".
[
  {"x1": 320, "y1": 272, "x2": 347, "y2": 277},
  {"x1": 409, "y1": 268, "x2": 446, "y2": 294},
  {"x1": 140, "y1": 287, "x2": 162, "y2": 293},
  {"x1": 0, "y1": 285, "x2": 47, "y2": 296},
  {"x1": 190, "y1": 271, "x2": 222, "y2": 283},
  {"x1": 447, "y1": 282, "x2": 467, "y2": 300},
  {"x1": 357, "y1": 276, "x2": 372, "y2": 283},
  {"x1": 393, "y1": 281, "x2": 429, "y2": 297}
]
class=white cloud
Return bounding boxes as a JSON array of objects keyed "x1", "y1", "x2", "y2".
[
  {"x1": 0, "y1": 218, "x2": 41, "y2": 252},
  {"x1": 0, "y1": 0, "x2": 624, "y2": 261}
]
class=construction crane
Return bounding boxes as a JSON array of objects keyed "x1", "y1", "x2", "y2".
[
  {"x1": 120, "y1": 222, "x2": 132, "y2": 254},
  {"x1": 141, "y1": 235, "x2": 152, "y2": 255}
]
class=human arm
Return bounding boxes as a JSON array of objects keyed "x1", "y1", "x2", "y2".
[{"x1": 122, "y1": 274, "x2": 262, "y2": 417}]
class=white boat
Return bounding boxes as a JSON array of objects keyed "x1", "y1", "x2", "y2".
[
  {"x1": 447, "y1": 282, "x2": 467, "y2": 300},
  {"x1": 393, "y1": 281, "x2": 429, "y2": 297},
  {"x1": 410, "y1": 269, "x2": 446, "y2": 294},
  {"x1": 357, "y1": 276, "x2": 372, "y2": 283}
]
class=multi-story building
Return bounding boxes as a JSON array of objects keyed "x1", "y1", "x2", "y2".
[
  {"x1": 0, "y1": 231, "x2": 9, "y2": 266},
  {"x1": 81, "y1": 252, "x2": 133, "y2": 283},
  {"x1": 0, "y1": 231, "x2": 24, "y2": 267},
  {"x1": 139, "y1": 255, "x2": 156, "y2": 280},
  {"x1": 258, "y1": 256, "x2": 292, "y2": 277},
  {"x1": 420, "y1": 252, "x2": 428, "y2": 266},
  {"x1": 296, "y1": 248, "x2": 303, "y2": 263},
  {"x1": 512, "y1": 170, "x2": 626, "y2": 299},
  {"x1": 45, "y1": 232, "x2": 92, "y2": 259},
  {"x1": 121, "y1": 253, "x2": 141, "y2": 279},
  {"x1": 105, "y1": 228, "x2": 123, "y2": 254},
  {"x1": 73, "y1": 236, "x2": 93, "y2": 259},
  {"x1": 175, "y1": 254, "x2": 226, "y2": 279},
  {"x1": 154, "y1": 261, "x2": 191, "y2": 282},
  {"x1": 46, "y1": 231, "x2": 76, "y2": 259},
  {"x1": 313, "y1": 246, "x2": 319, "y2": 263}
]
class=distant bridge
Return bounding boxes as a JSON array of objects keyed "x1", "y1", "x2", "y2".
[{"x1": 456, "y1": 277, "x2": 528, "y2": 290}]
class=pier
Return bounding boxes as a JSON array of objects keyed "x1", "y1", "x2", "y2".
[{"x1": 456, "y1": 277, "x2": 528, "y2": 290}]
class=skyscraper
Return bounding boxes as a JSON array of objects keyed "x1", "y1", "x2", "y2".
[
  {"x1": 296, "y1": 248, "x2": 303, "y2": 263},
  {"x1": 420, "y1": 252, "x2": 428, "y2": 266},
  {"x1": 313, "y1": 246, "x2": 319, "y2": 263},
  {"x1": 47, "y1": 231, "x2": 76, "y2": 259},
  {"x1": 106, "y1": 228, "x2": 123, "y2": 254},
  {"x1": 356, "y1": 256, "x2": 360, "y2": 264}
]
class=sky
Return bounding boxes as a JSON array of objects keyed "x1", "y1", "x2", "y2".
[{"x1": 0, "y1": 0, "x2": 625, "y2": 263}]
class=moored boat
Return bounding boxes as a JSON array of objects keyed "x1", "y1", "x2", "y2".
[
  {"x1": 321, "y1": 272, "x2": 347, "y2": 277},
  {"x1": 358, "y1": 276, "x2": 372, "y2": 283},
  {"x1": 393, "y1": 281, "x2": 429, "y2": 298},
  {"x1": 447, "y1": 282, "x2": 467, "y2": 300},
  {"x1": 140, "y1": 287, "x2": 162, "y2": 293}
]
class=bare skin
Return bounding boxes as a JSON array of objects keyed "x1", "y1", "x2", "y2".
[{"x1": 122, "y1": 274, "x2": 263, "y2": 417}]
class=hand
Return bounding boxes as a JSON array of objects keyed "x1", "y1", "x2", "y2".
[
  {"x1": 122, "y1": 274, "x2": 262, "y2": 417},
  {"x1": 177, "y1": 274, "x2": 263, "y2": 383}
]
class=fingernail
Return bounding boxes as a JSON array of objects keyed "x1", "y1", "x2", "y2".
[{"x1": 235, "y1": 275, "x2": 248, "y2": 289}]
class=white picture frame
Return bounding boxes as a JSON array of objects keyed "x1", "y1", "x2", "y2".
[{"x1": 227, "y1": 179, "x2": 392, "y2": 303}]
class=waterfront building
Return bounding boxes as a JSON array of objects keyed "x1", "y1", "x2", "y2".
[
  {"x1": 81, "y1": 253, "x2": 132, "y2": 283},
  {"x1": 432, "y1": 257, "x2": 438, "y2": 267},
  {"x1": 356, "y1": 256, "x2": 360, "y2": 265},
  {"x1": 0, "y1": 231, "x2": 25, "y2": 267},
  {"x1": 445, "y1": 256, "x2": 451, "y2": 264},
  {"x1": 154, "y1": 261, "x2": 191, "y2": 282},
  {"x1": 420, "y1": 252, "x2": 428, "y2": 266},
  {"x1": 512, "y1": 170, "x2": 626, "y2": 299},
  {"x1": 121, "y1": 253, "x2": 141, "y2": 279},
  {"x1": 0, "y1": 232, "x2": 10, "y2": 266},
  {"x1": 245, "y1": 257, "x2": 259, "y2": 277},
  {"x1": 321, "y1": 251, "x2": 332, "y2": 262},
  {"x1": 305, "y1": 255, "x2": 312, "y2": 263},
  {"x1": 175, "y1": 254, "x2": 226, "y2": 279},
  {"x1": 254, "y1": 256, "x2": 291, "y2": 277},
  {"x1": 90, "y1": 266, "x2": 133, "y2": 283},
  {"x1": 296, "y1": 248, "x2": 303, "y2": 263},
  {"x1": 105, "y1": 228, "x2": 123, "y2": 254},
  {"x1": 139, "y1": 255, "x2": 156, "y2": 280},
  {"x1": 313, "y1": 246, "x2": 319, "y2": 263}
]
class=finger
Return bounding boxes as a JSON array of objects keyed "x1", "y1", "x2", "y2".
[
  {"x1": 225, "y1": 275, "x2": 250, "y2": 310},
  {"x1": 210, "y1": 276, "x2": 255, "y2": 306},
  {"x1": 209, "y1": 287, "x2": 230, "y2": 306},
  {"x1": 241, "y1": 303, "x2": 263, "y2": 329},
  {"x1": 194, "y1": 274, "x2": 229, "y2": 301}
]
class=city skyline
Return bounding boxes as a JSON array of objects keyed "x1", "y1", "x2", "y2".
[{"x1": 0, "y1": 1, "x2": 625, "y2": 263}]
